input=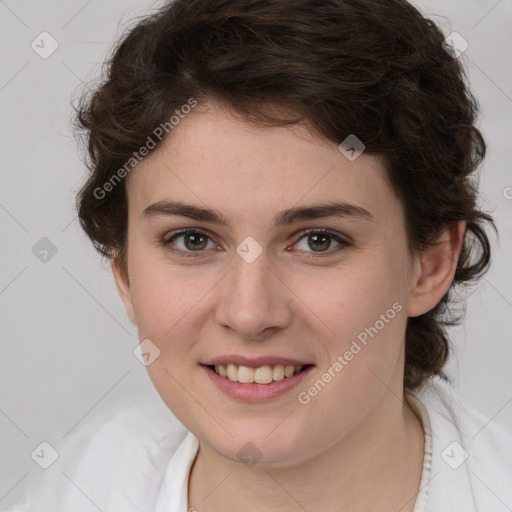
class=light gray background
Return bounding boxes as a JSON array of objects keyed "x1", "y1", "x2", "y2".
[{"x1": 1, "y1": 0, "x2": 511, "y2": 505}]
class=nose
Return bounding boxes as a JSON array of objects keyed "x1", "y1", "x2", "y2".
[{"x1": 214, "y1": 251, "x2": 292, "y2": 341}]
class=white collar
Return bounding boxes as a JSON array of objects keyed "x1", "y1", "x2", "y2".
[
  {"x1": 154, "y1": 430, "x2": 199, "y2": 512},
  {"x1": 153, "y1": 376, "x2": 512, "y2": 511}
]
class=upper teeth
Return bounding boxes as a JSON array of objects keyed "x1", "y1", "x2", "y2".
[{"x1": 214, "y1": 363, "x2": 304, "y2": 384}]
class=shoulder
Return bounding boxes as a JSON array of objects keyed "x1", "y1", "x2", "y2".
[
  {"x1": 5, "y1": 396, "x2": 189, "y2": 512},
  {"x1": 413, "y1": 375, "x2": 512, "y2": 510}
]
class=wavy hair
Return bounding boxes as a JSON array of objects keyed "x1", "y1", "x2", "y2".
[{"x1": 74, "y1": 0, "x2": 497, "y2": 391}]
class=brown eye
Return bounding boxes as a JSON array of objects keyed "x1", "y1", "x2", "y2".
[
  {"x1": 293, "y1": 229, "x2": 350, "y2": 256},
  {"x1": 180, "y1": 231, "x2": 209, "y2": 251},
  {"x1": 163, "y1": 229, "x2": 216, "y2": 257},
  {"x1": 306, "y1": 233, "x2": 332, "y2": 251}
]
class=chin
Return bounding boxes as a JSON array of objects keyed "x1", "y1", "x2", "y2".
[{"x1": 204, "y1": 426, "x2": 307, "y2": 468}]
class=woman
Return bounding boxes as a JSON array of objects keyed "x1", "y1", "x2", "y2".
[{"x1": 8, "y1": 0, "x2": 511, "y2": 510}]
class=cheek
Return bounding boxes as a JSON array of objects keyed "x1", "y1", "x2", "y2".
[
  {"x1": 127, "y1": 254, "x2": 211, "y2": 381},
  {"x1": 294, "y1": 283, "x2": 407, "y2": 451},
  {"x1": 297, "y1": 255, "x2": 406, "y2": 344},
  {"x1": 127, "y1": 248, "x2": 195, "y2": 337},
  {"x1": 128, "y1": 261, "x2": 205, "y2": 426},
  {"x1": 300, "y1": 251, "x2": 408, "y2": 391}
]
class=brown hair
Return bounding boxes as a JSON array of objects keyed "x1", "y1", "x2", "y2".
[{"x1": 74, "y1": 0, "x2": 496, "y2": 391}]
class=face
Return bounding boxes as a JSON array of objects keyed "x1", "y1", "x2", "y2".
[{"x1": 115, "y1": 102, "x2": 421, "y2": 467}]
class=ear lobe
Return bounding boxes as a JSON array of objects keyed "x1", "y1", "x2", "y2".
[
  {"x1": 406, "y1": 221, "x2": 466, "y2": 318},
  {"x1": 111, "y1": 252, "x2": 137, "y2": 325}
]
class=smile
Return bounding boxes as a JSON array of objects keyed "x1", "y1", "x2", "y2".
[
  {"x1": 202, "y1": 362, "x2": 314, "y2": 402},
  {"x1": 211, "y1": 363, "x2": 305, "y2": 384}
]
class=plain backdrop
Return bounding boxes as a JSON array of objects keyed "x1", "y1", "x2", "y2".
[{"x1": 1, "y1": 0, "x2": 511, "y2": 505}]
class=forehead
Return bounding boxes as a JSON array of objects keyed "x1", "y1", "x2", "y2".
[{"x1": 125, "y1": 103, "x2": 400, "y2": 224}]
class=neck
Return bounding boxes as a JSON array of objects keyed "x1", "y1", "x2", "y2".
[{"x1": 188, "y1": 389, "x2": 425, "y2": 512}]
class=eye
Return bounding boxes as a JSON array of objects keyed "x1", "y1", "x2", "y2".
[
  {"x1": 162, "y1": 229, "x2": 218, "y2": 258},
  {"x1": 291, "y1": 229, "x2": 350, "y2": 257},
  {"x1": 162, "y1": 228, "x2": 350, "y2": 259}
]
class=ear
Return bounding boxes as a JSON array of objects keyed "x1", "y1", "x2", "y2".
[
  {"x1": 111, "y1": 252, "x2": 137, "y2": 325},
  {"x1": 406, "y1": 221, "x2": 466, "y2": 318}
]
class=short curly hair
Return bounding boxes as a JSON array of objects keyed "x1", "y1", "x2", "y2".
[{"x1": 74, "y1": 0, "x2": 496, "y2": 392}]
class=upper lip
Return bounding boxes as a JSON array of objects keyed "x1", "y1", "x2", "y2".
[{"x1": 202, "y1": 355, "x2": 313, "y2": 368}]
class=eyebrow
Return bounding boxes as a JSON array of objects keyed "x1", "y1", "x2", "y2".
[{"x1": 142, "y1": 200, "x2": 373, "y2": 229}]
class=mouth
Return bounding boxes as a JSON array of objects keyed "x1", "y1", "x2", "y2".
[
  {"x1": 201, "y1": 361, "x2": 314, "y2": 402},
  {"x1": 206, "y1": 363, "x2": 312, "y2": 384}
]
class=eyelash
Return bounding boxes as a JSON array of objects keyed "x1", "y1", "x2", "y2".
[{"x1": 161, "y1": 228, "x2": 351, "y2": 259}]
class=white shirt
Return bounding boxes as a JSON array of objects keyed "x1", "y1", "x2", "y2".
[{"x1": 4, "y1": 375, "x2": 511, "y2": 511}]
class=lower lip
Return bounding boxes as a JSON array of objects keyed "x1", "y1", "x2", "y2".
[{"x1": 202, "y1": 365, "x2": 314, "y2": 402}]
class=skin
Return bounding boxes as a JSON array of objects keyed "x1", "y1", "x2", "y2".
[{"x1": 112, "y1": 101, "x2": 465, "y2": 512}]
